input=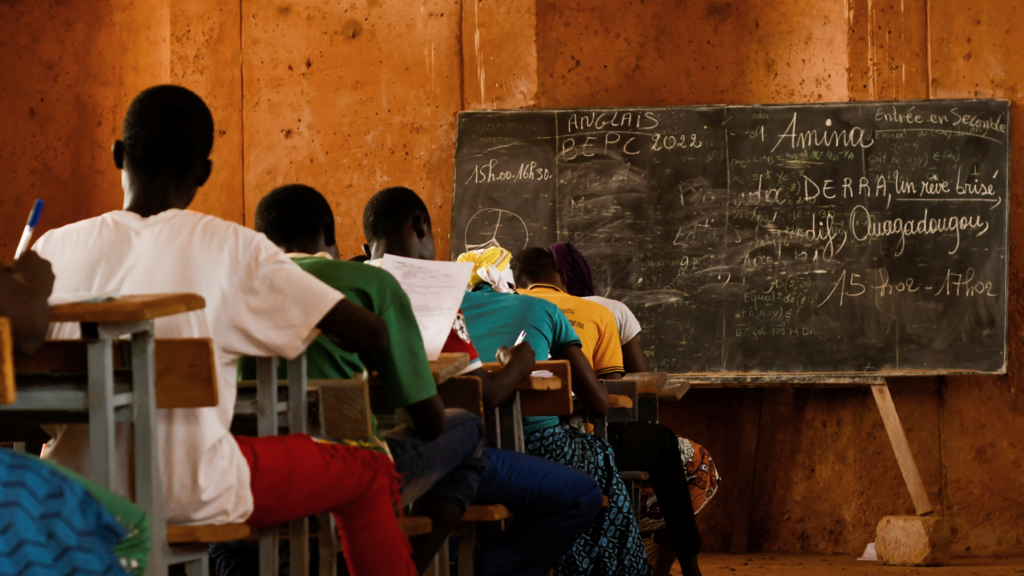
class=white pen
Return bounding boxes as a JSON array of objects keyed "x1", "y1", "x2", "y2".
[
  {"x1": 14, "y1": 199, "x2": 44, "y2": 260},
  {"x1": 514, "y1": 330, "x2": 526, "y2": 346}
]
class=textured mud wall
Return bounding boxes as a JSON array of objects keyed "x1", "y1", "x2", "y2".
[
  {"x1": 0, "y1": 0, "x2": 170, "y2": 254},
  {"x1": 241, "y1": 0, "x2": 462, "y2": 257},
  {"x1": 1, "y1": 0, "x2": 1021, "y2": 557},
  {"x1": 928, "y1": 1, "x2": 1024, "y2": 556}
]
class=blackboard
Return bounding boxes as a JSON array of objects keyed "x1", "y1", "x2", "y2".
[{"x1": 452, "y1": 100, "x2": 1009, "y2": 376}]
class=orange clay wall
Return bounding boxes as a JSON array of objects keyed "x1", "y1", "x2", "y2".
[{"x1": 1, "y1": 0, "x2": 1021, "y2": 556}]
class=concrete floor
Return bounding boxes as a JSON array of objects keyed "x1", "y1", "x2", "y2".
[{"x1": 675, "y1": 554, "x2": 1024, "y2": 575}]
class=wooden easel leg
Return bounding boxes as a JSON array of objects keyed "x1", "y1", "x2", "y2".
[
  {"x1": 730, "y1": 388, "x2": 762, "y2": 554},
  {"x1": 871, "y1": 382, "x2": 933, "y2": 516}
]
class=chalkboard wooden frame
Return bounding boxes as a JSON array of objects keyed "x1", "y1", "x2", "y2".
[{"x1": 453, "y1": 99, "x2": 1010, "y2": 378}]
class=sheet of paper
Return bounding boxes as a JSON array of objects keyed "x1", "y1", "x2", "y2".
[
  {"x1": 48, "y1": 291, "x2": 120, "y2": 306},
  {"x1": 381, "y1": 254, "x2": 473, "y2": 361}
]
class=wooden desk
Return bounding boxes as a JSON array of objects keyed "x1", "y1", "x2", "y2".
[
  {"x1": 0, "y1": 318, "x2": 13, "y2": 406},
  {"x1": 430, "y1": 352, "x2": 470, "y2": 385},
  {"x1": 5, "y1": 293, "x2": 204, "y2": 576},
  {"x1": 49, "y1": 293, "x2": 205, "y2": 323}
]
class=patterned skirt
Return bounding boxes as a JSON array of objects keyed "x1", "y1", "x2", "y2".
[
  {"x1": 638, "y1": 438, "x2": 720, "y2": 567},
  {"x1": 526, "y1": 424, "x2": 649, "y2": 576}
]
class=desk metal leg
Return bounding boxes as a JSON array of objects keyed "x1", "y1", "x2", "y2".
[
  {"x1": 256, "y1": 358, "x2": 280, "y2": 576},
  {"x1": 497, "y1": 393, "x2": 525, "y2": 452},
  {"x1": 87, "y1": 335, "x2": 116, "y2": 490},
  {"x1": 287, "y1": 356, "x2": 310, "y2": 576},
  {"x1": 131, "y1": 325, "x2": 167, "y2": 576}
]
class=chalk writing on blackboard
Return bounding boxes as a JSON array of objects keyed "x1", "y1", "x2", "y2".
[{"x1": 452, "y1": 100, "x2": 1010, "y2": 375}]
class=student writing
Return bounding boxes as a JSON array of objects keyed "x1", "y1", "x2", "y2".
[{"x1": 362, "y1": 186, "x2": 611, "y2": 576}]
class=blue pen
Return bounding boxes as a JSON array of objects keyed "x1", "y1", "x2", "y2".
[{"x1": 14, "y1": 199, "x2": 44, "y2": 260}]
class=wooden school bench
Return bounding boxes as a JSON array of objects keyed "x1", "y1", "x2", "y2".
[{"x1": 234, "y1": 354, "x2": 472, "y2": 576}]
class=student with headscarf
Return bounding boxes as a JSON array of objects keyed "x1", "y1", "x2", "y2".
[
  {"x1": 456, "y1": 247, "x2": 650, "y2": 576},
  {"x1": 548, "y1": 242, "x2": 648, "y2": 372}
]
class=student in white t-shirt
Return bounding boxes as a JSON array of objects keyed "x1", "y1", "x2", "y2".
[{"x1": 32, "y1": 85, "x2": 416, "y2": 576}]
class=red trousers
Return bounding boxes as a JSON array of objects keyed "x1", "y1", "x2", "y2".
[{"x1": 235, "y1": 434, "x2": 416, "y2": 576}]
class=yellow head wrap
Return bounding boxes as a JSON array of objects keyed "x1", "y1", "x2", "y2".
[{"x1": 457, "y1": 247, "x2": 514, "y2": 290}]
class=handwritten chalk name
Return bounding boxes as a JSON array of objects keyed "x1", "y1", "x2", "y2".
[{"x1": 771, "y1": 112, "x2": 874, "y2": 153}]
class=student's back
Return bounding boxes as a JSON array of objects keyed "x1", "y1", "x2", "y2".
[
  {"x1": 35, "y1": 208, "x2": 341, "y2": 523},
  {"x1": 512, "y1": 247, "x2": 624, "y2": 377},
  {"x1": 461, "y1": 284, "x2": 581, "y2": 435},
  {"x1": 243, "y1": 255, "x2": 438, "y2": 413}
]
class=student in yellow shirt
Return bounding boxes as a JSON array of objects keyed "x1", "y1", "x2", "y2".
[
  {"x1": 513, "y1": 247, "x2": 625, "y2": 378},
  {"x1": 512, "y1": 246, "x2": 707, "y2": 576}
]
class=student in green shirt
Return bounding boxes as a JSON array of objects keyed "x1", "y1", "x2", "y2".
[
  {"x1": 250, "y1": 185, "x2": 489, "y2": 572},
  {"x1": 257, "y1": 184, "x2": 604, "y2": 576}
]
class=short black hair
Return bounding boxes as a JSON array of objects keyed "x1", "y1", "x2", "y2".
[
  {"x1": 254, "y1": 184, "x2": 336, "y2": 248},
  {"x1": 512, "y1": 247, "x2": 561, "y2": 287},
  {"x1": 122, "y1": 85, "x2": 214, "y2": 183},
  {"x1": 362, "y1": 186, "x2": 431, "y2": 242}
]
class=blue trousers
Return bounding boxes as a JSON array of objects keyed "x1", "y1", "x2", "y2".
[
  {"x1": 383, "y1": 408, "x2": 489, "y2": 511},
  {"x1": 473, "y1": 448, "x2": 604, "y2": 576}
]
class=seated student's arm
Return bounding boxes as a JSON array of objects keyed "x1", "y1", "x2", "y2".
[
  {"x1": 400, "y1": 395, "x2": 446, "y2": 440},
  {"x1": 475, "y1": 341, "x2": 535, "y2": 409},
  {"x1": 553, "y1": 344, "x2": 609, "y2": 416},
  {"x1": 351, "y1": 268, "x2": 446, "y2": 440},
  {"x1": 622, "y1": 335, "x2": 649, "y2": 373},
  {"x1": 317, "y1": 299, "x2": 389, "y2": 354},
  {"x1": 0, "y1": 251, "x2": 54, "y2": 355}
]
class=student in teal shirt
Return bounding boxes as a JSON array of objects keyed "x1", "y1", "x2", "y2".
[
  {"x1": 460, "y1": 283, "x2": 581, "y2": 435},
  {"x1": 458, "y1": 248, "x2": 650, "y2": 576}
]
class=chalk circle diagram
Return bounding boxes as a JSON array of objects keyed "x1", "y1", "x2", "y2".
[{"x1": 464, "y1": 208, "x2": 530, "y2": 253}]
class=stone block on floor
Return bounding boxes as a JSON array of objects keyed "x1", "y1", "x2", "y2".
[{"x1": 875, "y1": 515, "x2": 952, "y2": 566}]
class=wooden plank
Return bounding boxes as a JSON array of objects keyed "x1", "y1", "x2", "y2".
[
  {"x1": 660, "y1": 381, "x2": 691, "y2": 399},
  {"x1": 483, "y1": 360, "x2": 571, "y2": 391},
  {"x1": 437, "y1": 375, "x2": 484, "y2": 419},
  {"x1": 167, "y1": 523, "x2": 252, "y2": 544},
  {"x1": 155, "y1": 339, "x2": 218, "y2": 409},
  {"x1": 519, "y1": 375, "x2": 560, "y2": 390},
  {"x1": 872, "y1": 383, "x2": 934, "y2": 516},
  {"x1": 0, "y1": 318, "x2": 13, "y2": 405},
  {"x1": 607, "y1": 394, "x2": 633, "y2": 409},
  {"x1": 623, "y1": 372, "x2": 668, "y2": 395},
  {"x1": 516, "y1": 359, "x2": 573, "y2": 417},
  {"x1": 462, "y1": 504, "x2": 511, "y2": 522},
  {"x1": 400, "y1": 516, "x2": 433, "y2": 537},
  {"x1": 319, "y1": 379, "x2": 373, "y2": 440},
  {"x1": 519, "y1": 386, "x2": 572, "y2": 417},
  {"x1": 15, "y1": 339, "x2": 218, "y2": 409},
  {"x1": 430, "y1": 352, "x2": 470, "y2": 385},
  {"x1": 49, "y1": 293, "x2": 205, "y2": 323},
  {"x1": 671, "y1": 374, "x2": 888, "y2": 388},
  {"x1": 16, "y1": 340, "x2": 120, "y2": 374},
  {"x1": 730, "y1": 389, "x2": 763, "y2": 554}
]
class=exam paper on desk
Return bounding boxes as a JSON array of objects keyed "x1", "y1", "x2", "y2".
[{"x1": 381, "y1": 254, "x2": 473, "y2": 361}]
